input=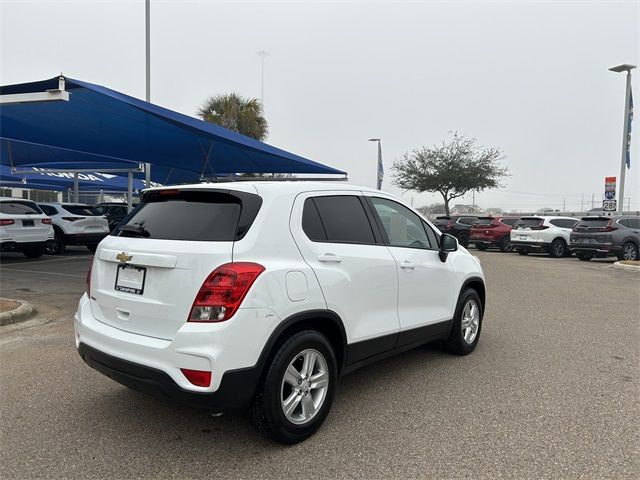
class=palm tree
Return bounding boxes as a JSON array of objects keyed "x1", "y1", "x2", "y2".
[{"x1": 197, "y1": 93, "x2": 268, "y2": 141}]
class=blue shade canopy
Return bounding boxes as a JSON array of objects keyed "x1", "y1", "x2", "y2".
[
  {"x1": 0, "y1": 164, "x2": 149, "y2": 192},
  {"x1": 0, "y1": 76, "x2": 345, "y2": 176}
]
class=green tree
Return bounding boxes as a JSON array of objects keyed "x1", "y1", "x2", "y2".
[
  {"x1": 198, "y1": 93, "x2": 268, "y2": 141},
  {"x1": 393, "y1": 133, "x2": 508, "y2": 215}
]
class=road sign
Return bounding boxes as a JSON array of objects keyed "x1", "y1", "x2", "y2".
[
  {"x1": 603, "y1": 199, "x2": 617, "y2": 212},
  {"x1": 605, "y1": 176, "x2": 616, "y2": 200}
]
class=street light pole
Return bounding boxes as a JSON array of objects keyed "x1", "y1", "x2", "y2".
[
  {"x1": 368, "y1": 138, "x2": 383, "y2": 190},
  {"x1": 257, "y1": 51, "x2": 270, "y2": 106},
  {"x1": 609, "y1": 63, "x2": 635, "y2": 213},
  {"x1": 144, "y1": 0, "x2": 151, "y2": 188}
]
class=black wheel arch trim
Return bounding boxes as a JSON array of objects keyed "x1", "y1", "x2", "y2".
[{"x1": 459, "y1": 277, "x2": 486, "y2": 312}]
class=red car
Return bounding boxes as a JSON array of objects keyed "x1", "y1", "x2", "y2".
[{"x1": 470, "y1": 216, "x2": 519, "y2": 252}]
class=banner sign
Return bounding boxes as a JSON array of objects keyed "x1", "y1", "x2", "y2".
[{"x1": 604, "y1": 176, "x2": 616, "y2": 200}]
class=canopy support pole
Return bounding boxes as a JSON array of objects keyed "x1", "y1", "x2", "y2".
[
  {"x1": 127, "y1": 172, "x2": 133, "y2": 213},
  {"x1": 73, "y1": 173, "x2": 79, "y2": 203}
]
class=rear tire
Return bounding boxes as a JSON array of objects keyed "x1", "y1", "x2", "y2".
[
  {"x1": 22, "y1": 245, "x2": 44, "y2": 258},
  {"x1": 549, "y1": 239, "x2": 567, "y2": 258},
  {"x1": 46, "y1": 231, "x2": 65, "y2": 255},
  {"x1": 446, "y1": 288, "x2": 483, "y2": 355},
  {"x1": 458, "y1": 233, "x2": 470, "y2": 248},
  {"x1": 250, "y1": 330, "x2": 338, "y2": 444},
  {"x1": 475, "y1": 243, "x2": 488, "y2": 251},
  {"x1": 498, "y1": 236, "x2": 512, "y2": 252},
  {"x1": 618, "y1": 242, "x2": 639, "y2": 261}
]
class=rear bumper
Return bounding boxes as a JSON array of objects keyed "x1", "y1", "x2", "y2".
[
  {"x1": 470, "y1": 236, "x2": 499, "y2": 246},
  {"x1": 63, "y1": 232, "x2": 109, "y2": 245},
  {"x1": 74, "y1": 294, "x2": 279, "y2": 411},
  {"x1": 510, "y1": 240, "x2": 549, "y2": 251},
  {"x1": 570, "y1": 243, "x2": 617, "y2": 257},
  {"x1": 78, "y1": 342, "x2": 260, "y2": 411},
  {"x1": 0, "y1": 240, "x2": 47, "y2": 252}
]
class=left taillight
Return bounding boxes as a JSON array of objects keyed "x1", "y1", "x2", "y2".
[
  {"x1": 188, "y1": 262, "x2": 265, "y2": 323},
  {"x1": 0, "y1": 219, "x2": 15, "y2": 226},
  {"x1": 42, "y1": 218, "x2": 53, "y2": 225}
]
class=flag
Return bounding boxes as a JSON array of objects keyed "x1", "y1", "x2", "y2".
[
  {"x1": 626, "y1": 88, "x2": 633, "y2": 169},
  {"x1": 376, "y1": 141, "x2": 384, "y2": 190}
]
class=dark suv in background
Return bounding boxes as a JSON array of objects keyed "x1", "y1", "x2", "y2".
[
  {"x1": 93, "y1": 202, "x2": 129, "y2": 231},
  {"x1": 470, "y1": 216, "x2": 519, "y2": 252},
  {"x1": 434, "y1": 215, "x2": 478, "y2": 247},
  {"x1": 570, "y1": 216, "x2": 640, "y2": 261}
]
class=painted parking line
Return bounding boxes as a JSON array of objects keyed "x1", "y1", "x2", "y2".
[
  {"x1": 0, "y1": 268, "x2": 85, "y2": 278},
  {"x1": 0, "y1": 256, "x2": 89, "y2": 266}
]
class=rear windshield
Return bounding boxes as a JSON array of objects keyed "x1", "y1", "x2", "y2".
[
  {"x1": 0, "y1": 201, "x2": 42, "y2": 215},
  {"x1": 514, "y1": 218, "x2": 543, "y2": 228},
  {"x1": 114, "y1": 190, "x2": 261, "y2": 241},
  {"x1": 474, "y1": 218, "x2": 493, "y2": 225},
  {"x1": 63, "y1": 205, "x2": 100, "y2": 216},
  {"x1": 575, "y1": 218, "x2": 611, "y2": 229}
]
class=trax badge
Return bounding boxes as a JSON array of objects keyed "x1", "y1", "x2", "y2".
[{"x1": 116, "y1": 252, "x2": 132, "y2": 264}]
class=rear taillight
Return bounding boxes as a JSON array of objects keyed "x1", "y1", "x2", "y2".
[
  {"x1": 188, "y1": 262, "x2": 265, "y2": 322},
  {"x1": 180, "y1": 368, "x2": 211, "y2": 387},
  {"x1": 42, "y1": 218, "x2": 53, "y2": 225},
  {"x1": 0, "y1": 219, "x2": 15, "y2": 226},
  {"x1": 62, "y1": 217, "x2": 85, "y2": 221},
  {"x1": 86, "y1": 260, "x2": 93, "y2": 296}
]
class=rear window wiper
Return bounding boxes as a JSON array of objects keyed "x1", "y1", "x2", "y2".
[{"x1": 119, "y1": 223, "x2": 151, "y2": 238}]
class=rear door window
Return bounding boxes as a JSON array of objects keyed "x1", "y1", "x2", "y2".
[
  {"x1": 39, "y1": 205, "x2": 58, "y2": 216},
  {"x1": 0, "y1": 201, "x2": 42, "y2": 215},
  {"x1": 305, "y1": 195, "x2": 375, "y2": 244},
  {"x1": 627, "y1": 218, "x2": 640, "y2": 229},
  {"x1": 458, "y1": 217, "x2": 477, "y2": 225},
  {"x1": 115, "y1": 190, "x2": 260, "y2": 241},
  {"x1": 474, "y1": 218, "x2": 493, "y2": 226}
]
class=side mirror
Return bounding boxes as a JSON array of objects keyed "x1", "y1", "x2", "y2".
[{"x1": 439, "y1": 233, "x2": 458, "y2": 262}]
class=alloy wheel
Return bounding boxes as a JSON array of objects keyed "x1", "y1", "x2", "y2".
[
  {"x1": 461, "y1": 299, "x2": 480, "y2": 344},
  {"x1": 280, "y1": 349, "x2": 329, "y2": 425},
  {"x1": 623, "y1": 243, "x2": 638, "y2": 261}
]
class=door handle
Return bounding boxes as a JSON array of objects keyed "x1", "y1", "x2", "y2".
[
  {"x1": 400, "y1": 260, "x2": 415, "y2": 270},
  {"x1": 318, "y1": 253, "x2": 342, "y2": 263}
]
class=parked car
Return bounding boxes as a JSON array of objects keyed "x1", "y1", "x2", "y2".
[
  {"x1": 93, "y1": 202, "x2": 129, "y2": 231},
  {"x1": 0, "y1": 197, "x2": 53, "y2": 258},
  {"x1": 470, "y1": 216, "x2": 519, "y2": 252},
  {"x1": 433, "y1": 215, "x2": 478, "y2": 247},
  {"x1": 75, "y1": 183, "x2": 486, "y2": 444},
  {"x1": 38, "y1": 203, "x2": 110, "y2": 254},
  {"x1": 510, "y1": 216, "x2": 578, "y2": 257},
  {"x1": 570, "y1": 216, "x2": 640, "y2": 261}
]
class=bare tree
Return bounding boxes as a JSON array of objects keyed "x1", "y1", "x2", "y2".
[{"x1": 393, "y1": 133, "x2": 508, "y2": 215}]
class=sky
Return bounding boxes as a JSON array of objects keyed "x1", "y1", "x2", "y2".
[{"x1": 1, "y1": 0, "x2": 639, "y2": 211}]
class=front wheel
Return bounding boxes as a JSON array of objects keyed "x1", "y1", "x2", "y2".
[
  {"x1": 446, "y1": 288, "x2": 483, "y2": 355},
  {"x1": 475, "y1": 243, "x2": 488, "y2": 251},
  {"x1": 46, "y1": 232, "x2": 65, "y2": 255},
  {"x1": 458, "y1": 233, "x2": 470, "y2": 248},
  {"x1": 250, "y1": 330, "x2": 337, "y2": 444},
  {"x1": 549, "y1": 239, "x2": 567, "y2": 258}
]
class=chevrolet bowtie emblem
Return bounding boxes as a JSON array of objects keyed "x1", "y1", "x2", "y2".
[{"x1": 116, "y1": 252, "x2": 132, "y2": 264}]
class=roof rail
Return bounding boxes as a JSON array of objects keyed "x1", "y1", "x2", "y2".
[{"x1": 199, "y1": 175, "x2": 349, "y2": 183}]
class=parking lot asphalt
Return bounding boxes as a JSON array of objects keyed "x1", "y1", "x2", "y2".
[{"x1": 1, "y1": 249, "x2": 638, "y2": 479}]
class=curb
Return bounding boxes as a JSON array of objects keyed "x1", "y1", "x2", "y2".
[
  {"x1": 0, "y1": 299, "x2": 37, "y2": 326},
  {"x1": 612, "y1": 262, "x2": 640, "y2": 272}
]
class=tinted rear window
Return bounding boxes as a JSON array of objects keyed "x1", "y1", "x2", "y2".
[
  {"x1": 307, "y1": 195, "x2": 375, "y2": 244},
  {"x1": 0, "y1": 201, "x2": 41, "y2": 215},
  {"x1": 514, "y1": 218, "x2": 543, "y2": 227},
  {"x1": 63, "y1": 205, "x2": 100, "y2": 216},
  {"x1": 500, "y1": 218, "x2": 518, "y2": 226},
  {"x1": 575, "y1": 218, "x2": 610, "y2": 229},
  {"x1": 115, "y1": 190, "x2": 259, "y2": 241},
  {"x1": 434, "y1": 217, "x2": 450, "y2": 225}
]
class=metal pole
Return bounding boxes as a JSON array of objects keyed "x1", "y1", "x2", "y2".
[
  {"x1": 145, "y1": 0, "x2": 151, "y2": 188},
  {"x1": 257, "y1": 51, "x2": 269, "y2": 106},
  {"x1": 127, "y1": 172, "x2": 133, "y2": 213},
  {"x1": 377, "y1": 140, "x2": 383, "y2": 190},
  {"x1": 618, "y1": 70, "x2": 632, "y2": 213},
  {"x1": 73, "y1": 173, "x2": 79, "y2": 203}
]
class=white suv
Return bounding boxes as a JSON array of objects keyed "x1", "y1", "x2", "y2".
[
  {"x1": 75, "y1": 183, "x2": 486, "y2": 443},
  {"x1": 510, "y1": 216, "x2": 578, "y2": 257},
  {"x1": 38, "y1": 203, "x2": 110, "y2": 254},
  {"x1": 0, "y1": 197, "x2": 54, "y2": 258}
]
